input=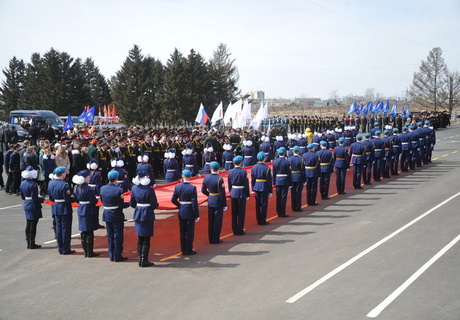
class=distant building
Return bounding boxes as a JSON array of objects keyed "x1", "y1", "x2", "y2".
[{"x1": 246, "y1": 91, "x2": 265, "y2": 101}]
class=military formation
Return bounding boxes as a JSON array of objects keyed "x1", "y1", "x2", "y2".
[{"x1": 4, "y1": 112, "x2": 438, "y2": 267}]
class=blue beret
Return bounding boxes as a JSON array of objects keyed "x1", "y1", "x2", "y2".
[
  {"x1": 293, "y1": 145, "x2": 300, "y2": 152},
  {"x1": 384, "y1": 130, "x2": 390, "y2": 135},
  {"x1": 375, "y1": 130, "x2": 381, "y2": 135},
  {"x1": 417, "y1": 122, "x2": 423, "y2": 126},
  {"x1": 356, "y1": 135, "x2": 363, "y2": 140},
  {"x1": 320, "y1": 141, "x2": 327, "y2": 146},
  {"x1": 210, "y1": 161, "x2": 220, "y2": 169},
  {"x1": 409, "y1": 125, "x2": 415, "y2": 130},
  {"x1": 76, "y1": 170, "x2": 90, "y2": 178},
  {"x1": 338, "y1": 137, "x2": 345, "y2": 143},
  {"x1": 182, "y1": 170, "x2": 192, "y2": 177},
  {"x1": 374, "y1": 122, "x2": 379, "y2": 125},
  {"x1": 278, "y1": 147, "x2": 286, "y2": 154},
  {"x1": 53, "y1": 167, "x2": 67, "y2": 175},
  {"x1": 425, "y1": 120, "x2": 431, "y2": 124},
  {"x1": 402, "y1": 127, "x2": 408, "y2": 130},
  {"x1": 393, "y1": 128, "x2": 399, "y2": 132},
  {"x1": 257, "y1": 151, "x2": 266, "y2": 161},
  {"x1": 108, "y1": 170, "x2": 119, "y2": 179},
  {"x1": 307, "y1": 143, "x2": 315, "y2": 149},
  {"x1": 233, "y1": 155, "x2": 243, "y2": 163},
  {"x1": 364, "y1": 133, "x2": 371, "y2": 138}
]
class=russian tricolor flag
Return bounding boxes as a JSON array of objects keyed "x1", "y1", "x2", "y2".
[{"x1": 195, "y1": 103, "x2": 209, "y2": 126}]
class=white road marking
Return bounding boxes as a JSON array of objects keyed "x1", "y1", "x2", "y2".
[
  {"x1": 367, "y1": 233, "x2": 460, "y2": 318},
  {"x1": 286, "y1": 191, "x2": 460, "y2": 304},
  {"x1": 0, "y1": 204, "x2": 22, "y2": 210},
  {"x1": 44, "y1": 233, "x2": 81, "y2": 244}
]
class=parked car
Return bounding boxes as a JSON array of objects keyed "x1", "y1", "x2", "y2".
[{"x1": 10, "y1": 124, "x2": 29, "y2": 142}]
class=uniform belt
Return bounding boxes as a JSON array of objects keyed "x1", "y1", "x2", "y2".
[
  {"x1": 366, "y1": 152, "x2": 372, "y2": 154},
  {"x1": 231, "y1": 142, "x2": 238, "y2": 145},
  {"x1": 167, "y1": 169, "x2": 176, "y2": 172},
  {"x1": 79, "y1": 201, "x2": 90, "y2": 205},
  {"x1": 244, "y1": 156, "x2": 252, "y2": 158},
  {"x1": 129, "y1": 153, "x2": 137, "y2": 156},
  {"x1": 265, "y1": 152, "x2": 269, "y2": 154},
  {"x1": 232, "y1": 185, "x2": 244, "y2": 188},
  {"x1": 99, "y1": 157, "x2": 106, "y2": 160},
  {"x1": 180, "y1": 201, "x2": 192, "y2": 205},
  {"x1": 385, "y1": 148, "x2": 390, "y2": 150},
  {"x1": 209, "y1": 193, "x2": 220, "y2": 196},
  {"x1": 54, "y1": 199, "x2": 65, "y2": 202},
  {"x1": 185, "y1": 164, "x2": 194, "y2": 167},
  {"x1": 276, "y1": 174, "x2": 288, "y2": 177},
  {"x1": 88, "y1": 184, "x2": 96, "y2": 187},
  {"x1": 375, "y1": 149, "x2": 382, "y2": 151},
  {"x1": 255, "y1": 179, "x2": 267, "y2": 182},
  {"x1": 393, "y1": 145, "x2": 400, "y2": 147},
  {"x1": 117, "y1": 180, "x2": 124, "y2": 183},
  {"x1": 299, "y1": 146, "x2": 306, "y2": 148},
  {"x1": 352, "y1": 154, "x2": 362, "y2": 157},
  {"x1": 25, "y1": 197, "x2": 33, "y2": 200},
  {"x1": 345, "y1": 137, "x2": 352, "y2": 139},
  {"x1": 320, "y1": 163, "x2": 330, "y2": 165},
  {"x1": 305, "y1": 166, "x2": 316, "y2": 169},
  {"x1": 401, "y1": 142, "x2": 409, "y2": 144},
  {"x1": 205, "y1": 162, "x2": 210, "y2": 164},
  {"x1": 225, "y1": 161, "x2": 233, "y2": 163},
  {"x1": 336, "y1": 158, "x2": 345, "y2": 160},
  {"x1": 292, "y1": 171, "x2": 301, "y2": 173},
  {"x1": 104, "y1": 206, "x2": 119, "y2": 210},
  {"x1": 137, "y1": 203, "x2": 151, "y2": 207},
  {"x1": 313, "y1": 143, "x2": 319, "y2": 145}
]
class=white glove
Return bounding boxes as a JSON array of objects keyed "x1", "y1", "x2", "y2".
[
  {"x1": 269, "y1": 193, "x2": 272, "y2": 197},
  {"x1": 195, "y1": 217, "x2": 200, "y2": 222},
  {"x1": 246, "y1": 197, "x2": 250, "y2": 200},
  {"x1": 153, "y1": 184, "x2": 157, "y2": 188},
  {"x1": 223, "y1": 207, "x2": 227, "y2": 211},
  {"x1": 289, "y1": 186, "x2": 292, "y2": 189},
  {"x1": 303, "y1": 182, "x2": 307, "y2": 186}
]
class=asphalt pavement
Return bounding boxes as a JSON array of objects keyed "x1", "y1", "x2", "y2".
[{"x1": 1, "y1": 124, "x2": 459, "y2": 320}]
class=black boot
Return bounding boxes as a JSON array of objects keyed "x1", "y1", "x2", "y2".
[
  {"x1": 81, "y1": 233, "x2": 87, "y2": 257},
  {"x1": 29, "y1": 224, "x2": 41, "y2": 249},
  {"x1": 137, "y1": 237, "x2": 143, "y2": 267},
  {"x1": 86, "y1": 233, "x2": 99, "y2": 258},
  {"x1": 140, "y1": 238, "x2": 154, "y2": 268}
]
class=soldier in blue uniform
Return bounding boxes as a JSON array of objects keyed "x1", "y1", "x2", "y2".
[
  {"x1": 303, "y1": 143, "x2": 319, "y2": 206},
  {"x1": 400, "y1": 127, "x2": 412, "y2": 172},
  {"x1": 288, "y1": 146, "x2": 306, "y2": 211},
  {"x1": 87, "y1": 158, "x2": 104, "y2": 229},
  {"x1": 259, "y1": 136, "x2": 272, "y2": 162},
  {"x1": 182, "y1": 144, "x2": 199, "y2": 177},
  {"x1": 372, "y1": 131, "x2": 384, "y2": 181},
  {"x1": 390, "y1": 128, "x2": 402, "y2": 175},
  {"x1": 163, "y1": 148, "x2": 181, "y2": 183},
  {"x1": 131, "y1": 170, "x2": 159, "y2": 267},
  {"x1": 72, "y1": 170, "x2": 99, "y2": 257},
  {"x1": 48, "y1": 166, "x2": 74, "y2": 254},
  {"x1": 100, "y1": 170, "x2": 130, "y2": 262},
  {"x1": 20, "y1": 166, "x2": 44, "y2": 249},
  {"x1": 362, "y1": 133, "x2": 374, "y2": 185},
  {"x1": 317, "y1": 141, "x2": 333, "y2": 200},
  {"x1": 242, "y1": 139, "x2": 256, "y2": 167},
  {"x1": 137, "y1": 153, "x2": 156, "y2": 187},
  {"x1": 408, "y1": 126, "x2": 419, "y2": 170},
  {"x1": 350, "y1": 135, "x2": 366, "y2": 189},
  {"x1": 171, "y1": 170, "x2": 199, "y2": 255},
  {"x1": 202, "y1": 143, "x2": 217, "y2": 174},
  {"x1": 201, "y1": 161, "x2": 227, "y2": 244},
  {"x1": 111, "y1": 156, "x2": 131, "y2": 193},
  {"x1": 222, "y1": 143, "x2": 235, "y2": 170},
  {"x1": 273, "y1": 147, "x2": 291, "y2": 217},
  {"x1": 382, "y1": 130, "x2": 393, "y2": 178},
  {"x1": 227, "y1": 155, "x2": 250, "y2": 235},
  {"x1": 333, "y1": 137, "x2": 349, "y2": 194},
  {"x1": 251, "y1": 151, "x2": 273, "y2": 225}
]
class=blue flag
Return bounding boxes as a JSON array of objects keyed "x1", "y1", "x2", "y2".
[
  {"x1": 347, "y1": 101, "x2": 356, "y2": 115},
  {"x1": 78, "y1": 108, "x2": 86, "y2": 119},
  {"x1": 84, "y1": 106, "x2": 96, "y2": 123},
  {"x1": 390, "y1": 101, "x2": 397, "y2": 117},
  {"x1": 355, "y1": 102, "x2": 363, "y2": 116},
  {"x1": 372, "y1": 101, "x2": 382, "y2": 115},
  {"x1": 401, "y1": 104, "x2": 405, "y2": 116},
  {"x1": 405, "y1": 104, "x2": 411, "y2": 118},
  {"x1": 362, "y1": 101, "x2": 372, "y2": 116},
  {"x1": 63, "y1": 113, "x2": 73, "y2": 132},
  {"x1": 383, "y1": 100, "x2": 390, "y2": 114}
]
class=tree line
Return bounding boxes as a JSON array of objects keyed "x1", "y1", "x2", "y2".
[{"x1": 0, "y1": 44, "x2": 240, "y2": 126}]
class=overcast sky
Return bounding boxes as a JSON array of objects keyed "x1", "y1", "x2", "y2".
[{"x1": 1, "y1": 0, "x2": 459, "y2": 101}]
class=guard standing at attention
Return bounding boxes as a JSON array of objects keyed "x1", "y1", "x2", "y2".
[
  {"x1": 288, "y1": 145, "x2": 306, "y2": 211},
  {"x1": 273, "y1": 147, "x2": 292, "y2": 217},
  {"x1": 317, "y1": 141, "x2": 333, "y2": 200},
  {"x1": 20, "y1": 166, "x2": 44, "y2": 249},
  {"x1": 100, "y1": 170, "x2": 130, "y2": 262},
  {"x1": 72, "y1": 170, "x2": 99, "y2": 258},
  {"x1": 362, "y1": 133, "x2": 374, "y2": 185},
  {"x1": 48, "y1": 166, "x2": 74, "y2": 255},
  {"x1": 130, "y1": 170, "x2": 159, "y2": 267},
  {"x1": 171, "y1": 170, "x2": 200, "y2": 255},
  {"x1": 227, "y1": 155, "x2": 250, "y2": 235},
  {"x1": 251, "y1": 151, "x2": 273, "y2": 225},
  {"x1": 201, "y1": 161, "x2": 227, "y2": 244},
  {"x1": 350, "y1": 135, "x2": 366, "y2": 189},
  {"x1": 303, "y1": 143, "x2": 320, "y2": 206},
  {"x1": 333, "y1": 137, "x2": 349, "y2": 195}
]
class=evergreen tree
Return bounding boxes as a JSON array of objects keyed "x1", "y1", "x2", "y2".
[
  {"x1": 410, "y1": 47, "x2": 448, "y2": 111},
  {"x1": 82, "y1": 58, "x2": 112, "y2": 106},
  {"x1": 209, "y1": 43, "x2": 240, "y2": 109},
  {"x1": 0, "y1": 57, "x2": 26, "y2": 115}
]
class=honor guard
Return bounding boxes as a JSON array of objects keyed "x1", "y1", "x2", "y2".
[
  {"x1": 222, "y1": 143, "x2": 235, "y2": 171},
  {"x1": 317, "y1": 141, "x2": 333, "y2": 200},
  {"x1": 137, "y1": 153, "x2": 156, "y2": 187},
  {"x1": 362, "y1": 133, "x2": 375, "y2": 185},
  {"x1": 372, "y1": 131, "x2": 384, "y2": 181},
  {"x1": 350, "y1": 135, "x2": 366, "y2": 189},
  {"x1": 273, "y1": 147, "x2": 292, "y2": 217},
  {"x1": 288, "y1": 146, "x2": 306, "y2": 211},
  {"x1": 163, "y1": 148, "x2": 181, "y2": 183},
  {"x1": 111, "y1": 156, "x2": 131, "y2": 193},
  {"x1": 390, "y1": 128, "x2": 402, "y2": 175},
  {"x1": 251, "y1": 152, "x2": 273, "y2": 225},
  {"x1": 333, "y1": 137, "x2": 349, "y2": 194},
  {"x1": 227, "y1": 156, "x2": 250, "y2": 235},
  {"x1": 303, "y1": 143, "x2": 320, "y2": 206}
]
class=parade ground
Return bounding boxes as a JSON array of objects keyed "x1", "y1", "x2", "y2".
[{"x1": 1, "y1": 125, "x2": 460, "y2": 320}]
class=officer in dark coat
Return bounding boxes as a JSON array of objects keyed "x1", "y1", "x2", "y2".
[
  {"x1": 48, "y1": 166, "x2": 74, "y2": 255},
  {"x1": 227, "y1": 155, "x2": 250, "y2": 235},
  {"x1": 317, "y1": 141, "x2": 333, "y2": 200},
  {"x1": 350, "y1": 135, "x2": 366, "y2": 189},
  {"x1": 372, "y1": 131, "x2": 384, "y2": 181},
  {"x1": 171, "y1": 170, "x2": 200, "y2": 255},
  {"x1": 251, "y1": 151, "x2": 273, "y2": 225},
  {"x1": 390, "y1": 128, "x2": 402, "y2": 175},
  {"x1": 273, "y1": 147, "x2": 291, "y2": 217},
  {"x1": 72, "y1": 170, "x2": 99, "y2": 258},
  {"x1": 20, "y1": 166, "x2": 44, "y2": 249},
  {"x1": 303, "y1": 144, "x2": 320, "y2": 206},
  {"x1": 362, "y1": 133, "x2": 374, "y2": 185},
  {"x1": 201, "y1": 161, "x2": 227, "y2": 244},
  {"x1": 333, "y1": 137, "x2": 349, "y2": 194},
  {"x1": 131, "y1": 170, "x2": 159, "y2": 267},
  {"x1": 288, "y1": 145, "x2": 306, "y2": 211},
  {"x1": 100, "y1": 170, "x2": 130, "y2": 262}
]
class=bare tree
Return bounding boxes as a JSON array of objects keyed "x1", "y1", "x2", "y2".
[
  {"x1": 445, "y1": 71, "x2": 460, "y2": 115},
  {"x1": 410, "y1": 47, "x2": 448, "y2": 111}
]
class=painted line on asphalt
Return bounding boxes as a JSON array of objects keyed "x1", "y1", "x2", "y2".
[
  {"x1": 286, "y1": 191, "x2": 460, "y2": 304},
  {"x1": 0, "y1": 204, "x2": 22, "y2": 210},
  {"x1": 44, "y1": 233, "x2": 81, "y2": 244},
  {"x1": 367, "y1": 233, "x2": 460, "y2": 318}
]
